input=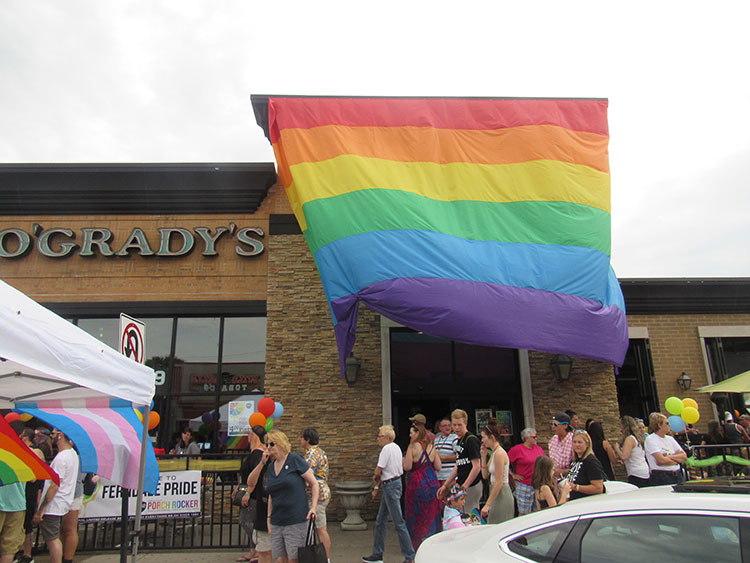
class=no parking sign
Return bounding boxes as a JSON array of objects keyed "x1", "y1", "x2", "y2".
[{"x1": 119, "y1": 313, "x2": 145, "y2": 364}]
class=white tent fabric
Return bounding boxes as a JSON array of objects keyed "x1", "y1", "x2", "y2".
[{"x1": 0, "y1": 279, "x2": 155, "y2": 407}]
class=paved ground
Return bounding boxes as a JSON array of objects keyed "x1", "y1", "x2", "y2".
[{"x1": 32, "y1": 522, "x2": 408, "y2": 563}]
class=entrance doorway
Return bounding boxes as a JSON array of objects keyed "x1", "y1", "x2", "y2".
[{"x1": 389, "y1": 327, "x2": 524, "y2": 450}]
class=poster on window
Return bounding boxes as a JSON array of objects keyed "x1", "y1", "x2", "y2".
[
  {"x1": 475, "y1": 409, "x2": 492, "y2": 435},
  {"x1": 495, "y1": 410, "x2": 513, "y2": 437},
  {"x1": 228, "y1": 400, "x2": 256, "y2": 435},
  {"x1": 79, "y1": 471, "x2": 201, "y2": 521}
]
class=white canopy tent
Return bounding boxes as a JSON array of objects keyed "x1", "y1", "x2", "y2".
[
  {"x1": 0, "y1": 280, "x2": 154, "y2": 407},
  {"x1": 0, "y1": 279, "x2": 156, "y2": 561}
]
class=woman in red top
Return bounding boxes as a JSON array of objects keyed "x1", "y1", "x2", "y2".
[{"x1": 508, "y1": 428, "x2": 544, "y2": 515}]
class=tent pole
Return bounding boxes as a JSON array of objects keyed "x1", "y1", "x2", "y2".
[
  {"x1": 131, "y1": 404, "x2": 151, "y2": 563},
  {"x1": 120, "y1": 488, "x2": 130, "y2": 563}
]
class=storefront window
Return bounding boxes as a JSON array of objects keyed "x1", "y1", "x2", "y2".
[
  {"x1": 172, "y1": 317, "x2": 220, "y2": 394},
  {"x1": 220, "y1": 317, "x2": 266, "y2": 394},
  {"x1": 77, "y1": 318, "x2": 119, "y2": 350},
  {"x1": 142, "y1": 318, "x2": 174, "y2": 396}
]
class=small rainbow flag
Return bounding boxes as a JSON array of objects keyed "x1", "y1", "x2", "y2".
[
  {"x1": 263, "y1": 96, "x2": 628, "y2": 374},
  {"x1": 0, "y1": 416, "x2": 59, "y2": 486}
]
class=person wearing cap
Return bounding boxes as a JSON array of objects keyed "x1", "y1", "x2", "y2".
[
  {"x1": 408, "y1": 414, "x2": 434, "y2": 443},
  {"x1": 33, "y1": 429, "x2": 80, "y2": 563},
  {"x1": 548, "y1": 413, "x2": 574, "y2": 479},
  {"x1": 234, "y1": 424, "x2": 267, "y2": 562}
]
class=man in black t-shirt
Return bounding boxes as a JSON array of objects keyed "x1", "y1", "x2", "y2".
[{"x1": 436, "y1": 409, "x2": 482, "y2": 513}]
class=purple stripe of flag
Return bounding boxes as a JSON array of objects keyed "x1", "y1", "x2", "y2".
[{"x1": 332, "y1": 277, "x2": 628, "y2": 372}]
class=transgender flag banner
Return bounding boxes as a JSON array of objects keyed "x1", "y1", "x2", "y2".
[{"x1": 260, "y1": 96, "x2": 628, "y2": 375}]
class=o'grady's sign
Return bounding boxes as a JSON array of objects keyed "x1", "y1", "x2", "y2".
[{"x1": 0, "y1": 223, "x2": 264, "y2": 259}]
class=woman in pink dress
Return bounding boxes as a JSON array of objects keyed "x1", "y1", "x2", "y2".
[{"x1": 403, "y1": 422, "x2": 442, "y2": 551}]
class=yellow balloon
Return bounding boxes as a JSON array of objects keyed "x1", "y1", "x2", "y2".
[
  {"x1": 19, "y1": 413, "x2": 33, "y2": 422},
  {"x1": 134, "y1": 408, "x2": 144, "y2": 422},
  {"x1": 682, "y1": 398, "x2": 698, "y2": 410},
  {"x1": 681, "y1": 406, "x2": 700, "y2": 425}
]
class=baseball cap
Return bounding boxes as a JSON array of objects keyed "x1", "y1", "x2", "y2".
[
  {"x1": 551, "y1": 412, "x2": 571, "y2": 425},
  {"x1": 37, "y1": 427, "x2": 51, "y2": 436},
  {"x1": 251, "y1": 425, "x2": 267, "y2": 442},
  {"x1": 408, "y1": 414, "x2": 427, "y2": 425}
]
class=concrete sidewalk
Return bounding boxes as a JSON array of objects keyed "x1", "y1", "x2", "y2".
[{"x1": 34, "y1": 522, "x2": 408, "y2": 563}]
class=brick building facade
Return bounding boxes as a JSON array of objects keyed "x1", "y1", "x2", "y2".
[{"x1": 2, "y1": 164, "x2": 750, "y2": 520}]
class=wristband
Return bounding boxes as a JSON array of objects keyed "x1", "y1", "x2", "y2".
[{"x1": 373, "y1": 486, "x2": 379, "y2": 490}]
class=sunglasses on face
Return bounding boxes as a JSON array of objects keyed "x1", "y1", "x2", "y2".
[{"x1": 265, "y1": 441, "x2": 276, "y2": 447}]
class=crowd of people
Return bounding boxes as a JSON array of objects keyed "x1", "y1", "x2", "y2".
[
  {"x1": 0, "y1": 421, "x2": 88, "y2": 563},
  {"x1": 358, "y1": 406, "x2": 731, "y2": 563}
]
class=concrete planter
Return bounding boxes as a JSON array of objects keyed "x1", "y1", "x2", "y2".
[{"x1": 335, "y1": 480, "x2": 371, "y2": 530}]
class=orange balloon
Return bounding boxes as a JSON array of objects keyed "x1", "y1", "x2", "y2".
[
  {"x1": 148, "y1": 411, "x2": 160, "y2": 430},
  {"x1": 682, "y1": 398, "x2": 698, "y2": 410},
  {"x1": 248, "y1": 412, "x2": 267, "y2": 428}
]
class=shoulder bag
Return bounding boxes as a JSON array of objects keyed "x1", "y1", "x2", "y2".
[{"x1": 298, "y1": 517, "x2": 327, "y2": 563}]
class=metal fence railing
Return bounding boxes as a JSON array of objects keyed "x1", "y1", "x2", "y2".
[{"x1": 75, "y1": 453, "x2": 249, "y2": 552}]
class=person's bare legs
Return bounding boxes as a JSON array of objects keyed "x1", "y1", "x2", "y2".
[
  {"x1": 22, "y1": 531, "x2": 34, "y2": 558},
  {"x1": 1, "y1": 553, "x2": 15, "y2": 563},
  {"x1": 47, "y1": 538, "x2": 63, "y2": 563},
  {"x1": 61, "y1": 509, "x2": 79, "y2": 560},
  {"x1": 318, "y1": 525, "x2": 331, "y2": 559}
]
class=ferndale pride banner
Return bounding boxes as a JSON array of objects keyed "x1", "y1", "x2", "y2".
[
  {"x1": 265, "y1": 96, "x2": 629, "y2": 374},
  {"x1": 79, "y1": 471, "x2": 201, "y2": 521}
]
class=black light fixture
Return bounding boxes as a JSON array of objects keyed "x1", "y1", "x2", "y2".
[
  {"x1": 550, "y1": 354, "x2": 573, "y2": 381},
  {"x1": 345, "y1": 354, "x2": 361, "y2": 385},
  {"x1": 677, "y1": 371, "x2": 692, "y2": 391}
]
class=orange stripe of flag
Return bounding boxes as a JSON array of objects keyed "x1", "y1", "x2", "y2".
[{"x1": 276, "y1": 124, "x2": 609, "y2": 173}]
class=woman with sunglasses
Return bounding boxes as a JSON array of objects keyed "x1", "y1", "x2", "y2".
[
  {"x1": 508, "y1": 427, "x2": 544, "y2": 515},
  {"x1": 567, "y1": 431, "x2": 605, "y2": 500},
  {"x1": 262, "y1": 430, "x2": 319, "y2": 563},
  {"x1": 403, "y1": 422, "x2": 441, "y2": 551}
]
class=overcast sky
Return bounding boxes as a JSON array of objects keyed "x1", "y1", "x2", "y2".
[{"x1": 1, "y1": 1, "x2": 748, "y2": 278}]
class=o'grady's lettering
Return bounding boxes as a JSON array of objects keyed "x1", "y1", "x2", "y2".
[{"x1": 0, "y1": 225, "x2": 265, "y2": 259}]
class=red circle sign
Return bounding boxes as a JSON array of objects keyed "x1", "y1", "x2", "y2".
[{"x1": 121, "y1": 322, "x2": 144, "y2": 363}]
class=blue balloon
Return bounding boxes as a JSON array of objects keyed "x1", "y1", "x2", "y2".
[
  {"x1": 272, "y1": 401, "x2": 284, "y2": 418},
  {"x1": 668, "y1": 415, "x2": 686, "y2": 433}
]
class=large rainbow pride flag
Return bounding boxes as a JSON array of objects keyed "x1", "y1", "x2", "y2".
[
  {"x1": 0, "y1": 416, "x2": 59, "y2": 486},
  {"x1": 262, "y1": 96, "x2": 628, "y2": 374}
]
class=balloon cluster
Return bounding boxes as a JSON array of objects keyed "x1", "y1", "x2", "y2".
[
  {"x1": 133, "y1": 402, "x2": 161, "y2": 430},
  {"x1": 4, "y1": 412, "x2": 33, "y2": 423},
  {"x1": 248, "y1": 397, "x2": 284, "y2": 431},
  {"x1": 664, "y1": 396, "x2": 700, "y2": 432},
  {"x1": 195, "y1": 409, "x2": 220, "y2": 436}
]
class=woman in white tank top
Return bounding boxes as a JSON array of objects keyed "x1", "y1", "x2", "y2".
[
  {"x1": 479, "y1": 418, "x2": 514, "y2": 524},
  {"x1": 614, "y1": 415, "x2": 650, "y2": 487}
]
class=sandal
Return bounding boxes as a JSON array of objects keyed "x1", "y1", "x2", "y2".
[{"x1": 236, "y1": 556, "x2": 257, "y2": 562}]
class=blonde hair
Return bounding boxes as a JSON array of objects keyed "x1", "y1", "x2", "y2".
[
  {"x1": 649, "y1": 413, "x2": 667, "y2": 434},
  {"x1": 572, "y1": 430, "x2": 594, "y2": 460},
  {"x1": 451, "y1": 409, "x2": 468, "y2": 423},
  {"x1": 266, "y1": 430, "x2": 291, "y2": 455},
  {"x1": 379, "y1": 425, "x2": 395, "y2": 442}
]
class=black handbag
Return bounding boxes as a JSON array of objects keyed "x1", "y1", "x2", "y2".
[
  {"x1": 298, "y1": 518, "x2": 326, "y2": 563},
  {"x1": 232, "y1": 485, "x2": 248, "y2": 507}
]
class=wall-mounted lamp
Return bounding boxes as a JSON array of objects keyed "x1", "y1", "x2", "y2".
[
  {"x1": 550, "y1": 354, "x2": 573, "y2": 382},
  {"x1": 345, "y1": 354, "x2": 361, "y2": 385},
  {"x1": 677, "y1": 371, "x2": 692, "y2": 391}
]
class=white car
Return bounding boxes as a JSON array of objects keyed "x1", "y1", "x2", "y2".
[{"x1": 416, "y1": 479, "x2": 750, "y2": 562}]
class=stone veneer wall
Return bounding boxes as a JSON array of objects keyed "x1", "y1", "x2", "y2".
[
  {"x1": 529, "y1": 352, "x2": 626, "y2": 479},
  {"x1": 264, "y1": 232, "x2": 384, "y2": 520}
]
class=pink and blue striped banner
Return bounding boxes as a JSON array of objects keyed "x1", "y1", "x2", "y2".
[{"x1": 16, "y1": 398, "x2": 159, "y2": 494}]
